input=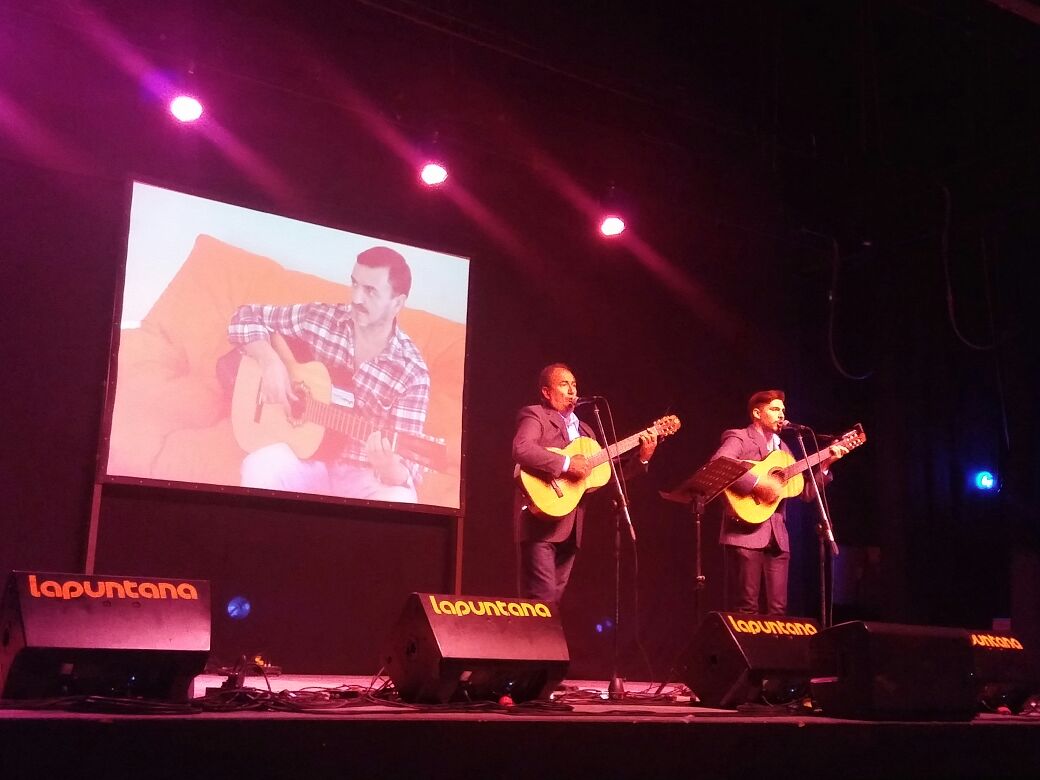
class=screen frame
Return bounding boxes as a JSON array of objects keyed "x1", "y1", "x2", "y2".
[{"x1": 93, "y1": 176, "x2": 472, "y2": 520}]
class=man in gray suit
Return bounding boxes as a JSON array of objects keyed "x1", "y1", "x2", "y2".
[
  {"x1": 713, "y1": 389, "x2": 847, "y2": 615},
  {"x1": 512, "y1": 363, "x2": 658, "y2": 603}
]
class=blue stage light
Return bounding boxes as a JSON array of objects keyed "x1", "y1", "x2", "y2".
[
  {"x1": 227, "y1": 596, "x2": 252, "y2": 620},
  {"x1": 973, "y1": 470, "x2": 997, "y2": 491}
]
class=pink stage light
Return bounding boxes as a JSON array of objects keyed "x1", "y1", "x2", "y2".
[
  {"x1": 420, "y1": 162, "x2": 448, "y2": 186},
  {"x1": 599, "y1": 215, "x2": 626, "y2": 237},
  {"x1": 170, "y1": 95, "x2": 203, "y2": 122}
]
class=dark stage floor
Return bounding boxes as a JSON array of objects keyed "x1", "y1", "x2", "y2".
[{"x1": 2, "y1": 675, "x2": 1040, "y2": 779}]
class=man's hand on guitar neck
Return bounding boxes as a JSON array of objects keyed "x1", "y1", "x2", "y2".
[
  {"x1": 366, "y1": 431, "x2": 411, "y2": 487},
  {"x1": 562, "y1": 429, "x2": 656, "y2": 481},
  {"x1": 821, "y1": 443, "x2": 850, "y2": 471},
  {"x1": 638, "y1": 428, "x2": 658, "y2": 463}
]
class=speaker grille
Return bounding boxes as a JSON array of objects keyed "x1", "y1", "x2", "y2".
[
  {"x1": 810, "y1": 621, "x2": 977, "y2": 720},
  {"x1": 382, "y1": 593, "x2": 569, "y2": 703},
  {"x1": 0, "y1": 571, "x2": 210, "y2": 701},
  {"x1": 678, "y1": 612, "x2": 819, "y2": 708}
]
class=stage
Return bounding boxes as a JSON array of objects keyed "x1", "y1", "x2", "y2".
[{"x1": 1, "y1": 675, "x2": 1039, "y2": 779}]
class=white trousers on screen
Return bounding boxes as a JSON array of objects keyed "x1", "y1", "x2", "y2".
[{"x1": 240, "y1": 443, "x2": 416, "y2": 503}]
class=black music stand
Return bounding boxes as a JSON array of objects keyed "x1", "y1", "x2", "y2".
[{"x1": 660, "y1": 456, "x2": 751, "y2": 627}]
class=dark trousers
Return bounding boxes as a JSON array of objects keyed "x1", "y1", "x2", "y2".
[
  {"x1": 519, "y1": 537, "x2": 578, "y2": 604},
  {"x1": 725, "y1": 542, "x2": 789, "y2": 615}
]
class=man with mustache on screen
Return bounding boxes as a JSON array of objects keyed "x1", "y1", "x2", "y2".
[{"x1": 227, "y1": 246, "x2": 430, "y2": 503}]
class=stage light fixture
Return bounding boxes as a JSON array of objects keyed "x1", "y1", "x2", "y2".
[
  {"x1": 226, "y1": 596, "x2": 251, "y2": 620},
  {"x1": 420, "y1": 161, "x2": 448, "y2": 186},
  {"x1": 596, "y1": 183, "x2": 630, "y2": 238},
  {"x1": 170, "y1": 95, "x2": 203, "y2": 122},
  {"x1": 415, "y1": 129, "x2": 449, "y2": 187},
  {"x1": 973, "y1": 470, "x2": 998, "y2": 491},
  {"x1": 599, "y1": 215, "x2": 626, "y2": 237}
]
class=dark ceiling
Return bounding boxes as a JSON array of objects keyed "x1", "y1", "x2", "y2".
[{"x1": 3, "y1": 0, "x2": 1036, "y2": 270}]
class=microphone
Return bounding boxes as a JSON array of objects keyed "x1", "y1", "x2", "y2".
[
  {"x1": 781, "y1": 420, "x2": 812, "y2": 432},
  {"x1": 575, "y1": 396, "x2": 605, "y2": 406}
]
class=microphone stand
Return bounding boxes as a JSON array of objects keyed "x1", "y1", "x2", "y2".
[
  {"x1": 588, "y1": 402, "x2": 634, "y2": 701},
  {"x1": 792, "y1": 428, "x2": 839, "y2": 628}
]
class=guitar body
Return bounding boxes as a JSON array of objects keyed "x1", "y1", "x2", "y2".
[
  {"x1": 517, "y1": 414, "x2": 682, "y2": 518},
  {"x1": 231, "y1": 356, "x2": 332, "y2": 458},
  {"x1": 231, "y1": 351, "x2": 450, "y2": 469},
  {"x1": 518, "y1": 436, "x2": 611, "y2": 518},
  {"x1": 722, "y1": 449, "x2": 805, "y2": 524}
]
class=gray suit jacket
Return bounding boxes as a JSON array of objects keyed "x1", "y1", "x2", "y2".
[
  {"x1": 712, "y1": 424, "x2": 830, "y2": 552},
  {"x1": 513, "y1": 403, "x2": 646, "y2": 545},
  {"x1": 512, "y1": 404, "x2": 598, "y2": 545}
]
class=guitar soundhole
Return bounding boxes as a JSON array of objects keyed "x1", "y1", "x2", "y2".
[{"x1": 288, "y1": 391, "x2": 307, "y2": 421}]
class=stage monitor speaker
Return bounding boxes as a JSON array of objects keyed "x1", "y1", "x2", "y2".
[
  {"x1": 0, "y1": 570, "x2": 211, "y2": 701},
  {"x1": 968, "y1": 628, "x2": 1040, "y2": 712},
  {"x1": 381, "y1": 592, "x2": 569, "y2": 704},
  {"x1": 677, "y1": 611, "x2": 820, "y2": 708},
  {"x1": 809, "y1": 621, "x2": 977, "y2": 720}
]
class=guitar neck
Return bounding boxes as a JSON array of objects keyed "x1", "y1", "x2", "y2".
[
  {"x1": 785, "y1": 448, "x2": 831, "y2": 479},
  {"x1": 303, "y1": 397, "x2": 376, "y2": 442},
  {"x1": 300, "y1": 394, "x2": 446, "y2": 469},
  {"x1": 589, "y1": 430, "x2": 645, "y2": 468}
]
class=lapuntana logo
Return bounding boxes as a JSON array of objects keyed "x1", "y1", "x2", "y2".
[
  {"x1": 970, "y1": 632, "x2": 1024, "y2": 650},
  {"x1": 726, "y1": 614, "x2": 818, "y2": 636},
  {"x1": 428, "y1": 594, "x2": 552, "y2": 618},
  {"x1": 27, "y1": 574, "x2": 199, "y2": 601}
]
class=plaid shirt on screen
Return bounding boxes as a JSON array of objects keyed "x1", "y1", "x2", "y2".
[{"x1": 229, "y1": 302, "x2": 430, "y2": 485}]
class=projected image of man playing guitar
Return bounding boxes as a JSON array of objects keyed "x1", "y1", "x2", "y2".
[{"x1": 227, "y1": 246, "x2": 436, "y2": 503}]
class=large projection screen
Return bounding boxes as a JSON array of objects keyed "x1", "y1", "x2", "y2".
[{"x1": 101, "y1": 182, "x2": 468, "y2": 513}]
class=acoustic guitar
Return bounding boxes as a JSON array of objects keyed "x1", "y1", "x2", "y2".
[
  {"x1": 518, "y1": 415, "x2": 681, "y2": 517},
  {"x1": 722, "y1": 424, "x2": 867, "y2": 524},
  {"x1": 230, "y1": 336, "x2": 448, "y2": 471}
]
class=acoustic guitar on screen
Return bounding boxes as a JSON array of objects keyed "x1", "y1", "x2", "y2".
[
  {"x1": 518, "y1": 415, "x2": 682, "y2": 517},
  {"x1": 723, "y1": 423, "x2": 867, "y2": 524},
  {"x1": 230, "y1": 335, "x2": 449, "y2": 472}
]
